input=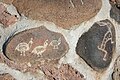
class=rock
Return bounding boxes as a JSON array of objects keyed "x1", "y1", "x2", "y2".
[
  {"x1": 12, "y1": 0, "x2": 102, "y2": 29},
  {"x1": 112, "y1": 55, "x2": 120, "y2": 80},
  {"x1": 110, "y1": 0, "x2": 120, "y2": 23},
  {"x1": 3, "y1": 26, "x2": 69, "y2": 72},
  {"x1": 76, "y1": 19, "x2": 116, "y2": 71},
  {"x1": 0, "y1": 4, "x2": 17, "y2": 27},
  {"x1": 0, "y1": 4, "x2": 6, "y2": 14},
  {"x1": 2, "y1": 0, "x2": 14, "y2": 4},
  {"x1": 0, "y1": 53, "x2": 4, "y2": 63},
  {"x1": 40, "y1": 64, "x2": 85, "y2": 80},
  {"x1": 0, "y1": 73, "x2": 15, "y2": 80},
  {"x1": 116, "y1": 0, "x2": 120, "y2": 6}
]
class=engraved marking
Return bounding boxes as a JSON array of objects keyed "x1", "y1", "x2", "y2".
[
  {"x1": 97, "y1": 22, "x2": 114, "y2": 61},
  {"x1": 49, "y1": 37, "x2": 61, "y2": 49},
  {"x1": 32, "y1": 39, "x2": 48, "y2": 57},
  {"x1": 70, "y1": 0, "x2": 84, "y2": 8},
  {"x1": 70, "y1": 0, "x2": 75, "y2": 8},
  {"x1": 15, "y1": 38, "x2": 33, "y2": 56},
  {"x1": 80, "y1": 0, "x2": 84, "y2": 5}
]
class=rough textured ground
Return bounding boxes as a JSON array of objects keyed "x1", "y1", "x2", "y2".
[
  {"x1": 0, "y1": 73, "x2": 15, "y2": 80},
  {"x1": 112, "y1": 55, "x2": 120, "y2": 80},
  {"x1": 110, "y1": 0, "x2": 120, "y2": 23},
  {"x1": 0, "y1": 3, "x2": 17, "y2": 27},
  {"x1": 40, "y1": 64, "x2": 85, "y2": 80}
]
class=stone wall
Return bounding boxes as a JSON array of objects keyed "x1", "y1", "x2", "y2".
[{"x1": 0, "y1": 0, "x2": 120, "y2": 80}]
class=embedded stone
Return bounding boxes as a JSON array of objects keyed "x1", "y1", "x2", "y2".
[
  {"x1": 3, "y1": 26, "x2": 69, "y2": 65},
  {"x1": 76, "y1": 19, "x2": 115, "y2": 70},
  {"x1": 12, "y1": 0, "x2": 102, "y2": 29},
  {"x1": 40, "y1": 64, "x2": 85, "y2": 80},
  {"x1": 112, "y1": 55, "x2": 120, "y2": 80},
  {"x1": 110, "y1": 0, "x2": 120, "y2": 23},
  {"x1": 0, "y1": 73, "x2": 15, "y2": 80},
  {"x1": 0, "y1": 4, "x2": 17, "y2": 27}
]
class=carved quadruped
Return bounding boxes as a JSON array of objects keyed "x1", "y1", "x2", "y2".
[{"x1": 49, "y1": 37, "x2": 61, "y2": 50}]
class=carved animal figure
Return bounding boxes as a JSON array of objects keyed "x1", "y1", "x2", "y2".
[
  {"x1": 32, "y1": 39, "x2": 48, "y2": 57},
  {"x1": 97, "y1": 22, "x2": 114, "y2": 61},
  {"x1": 15, "y1": 38, "x2": 33, "y2": 56},
  {"x1": 49, "y1": 37, "x2": 61, "y2": 49}
]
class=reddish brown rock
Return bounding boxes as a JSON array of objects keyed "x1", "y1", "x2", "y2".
[
  {"x1": 12, "y1": 0, "x2": 102, "y2": 29},
  {"x1": 112, "y1": 55, "x2": 120, "y2": 80},
  {"x1": 2, "y1": 0, "x2": 14, "y2": 4},
  {"x1": 0, "y1": 4, "x2": 6, "y2": 14},
  {"x1": 0, "y1": 73, "x2": 15, "y2": 80},
  {"x1": 0, "y1": 4, "x2": 17, "y2": 27},
  {"x1": 0, "y1": 52, "x2": 59, "y2": 73},
  {"x1": 40, "y1": 64, "x2": 85, "y2": 80},
  {"x1": 0, "y1": 53, "x2": 5, "y2": 63},
  {"x1": 3, "y1": 26, "x2": 68, "y2": 72}
]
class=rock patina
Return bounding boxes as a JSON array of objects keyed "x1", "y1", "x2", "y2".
[
  {"x1": 112, "y1": 55, "x2": 120, "y2": 80},
  {"x1": 110, "y1": 0, "x2": 120, "y2": 23},
  {"x1": 11, "y1": 0, "x2": 102, "y2": 29},
  {"x1": 3, "y1": 26, "x2": 69, "y2": 66},
  {"x1": 76, "y1": 19, "x2": 116, "y2": 71},
  {"x1": 0, "y1": 4, "x2": 17, "y2": 27},
  {"x1": 40, "y1": 64, "x2": 85, "y2": 80},
  {"x1": 0, "y1": 73, "x2": 15, "y2": 80}
]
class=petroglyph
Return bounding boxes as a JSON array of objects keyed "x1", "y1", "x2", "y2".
[
  {"x1": 80, "y1": 0, "x2": 84, "y2": 5},
  {"x1": 49, "y1": 37, "x2": 61, "y2": 49},
  {"x1": 97, "y1": 22, "x2": 114, "y2": 61},
  {"x1": 69, "y1": 0, "x2": 84, "y2": 8},
  {"x1": 15, "y1": 38, "x2": 33, "y2": 56},
  {"x1": 32, "y1": 39, "x2": 49, "y2": 57},
  {"x1": 70, "y1": 0, "x2": 75, "y2": 8}
]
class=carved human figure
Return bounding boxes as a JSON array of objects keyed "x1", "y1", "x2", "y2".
[
  {"x1": 15, "y1": 38, "x2": 33, "y2": 56},
  {"x1": 32, "y1": 39, "x2": 48, "y2": 57}
]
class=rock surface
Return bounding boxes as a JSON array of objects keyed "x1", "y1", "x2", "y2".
[
  {"x1": 40, "y1": 64, "x2": 85, "y2": 80},
  {"x1": 0, "y1": 3, "x2": 17, "y2": 27},
  {"x1": 3, "y1": 26, "x2": 69, "y2": 72},
  {"x1": 0, "y1": 73, "x2": 15, "y2": 80},
  {"x1": 2, "y1": 0, "x2": 13, "y2": 4},
  {"x1": 110, "y1": 0, "x2": 120, "y2": 23},
  {"x1": 12, "y1": 0, "x2": 102, "y2": 29},
  {"x1": 112, "y1": 55, "x2": 120, "y2": 80},
  {"x1": 0, "y1": 0, "x2": 119, "y2": 80},
  {"x1": 76, "y1": 19, "x2": 116, "y2": 71}
]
